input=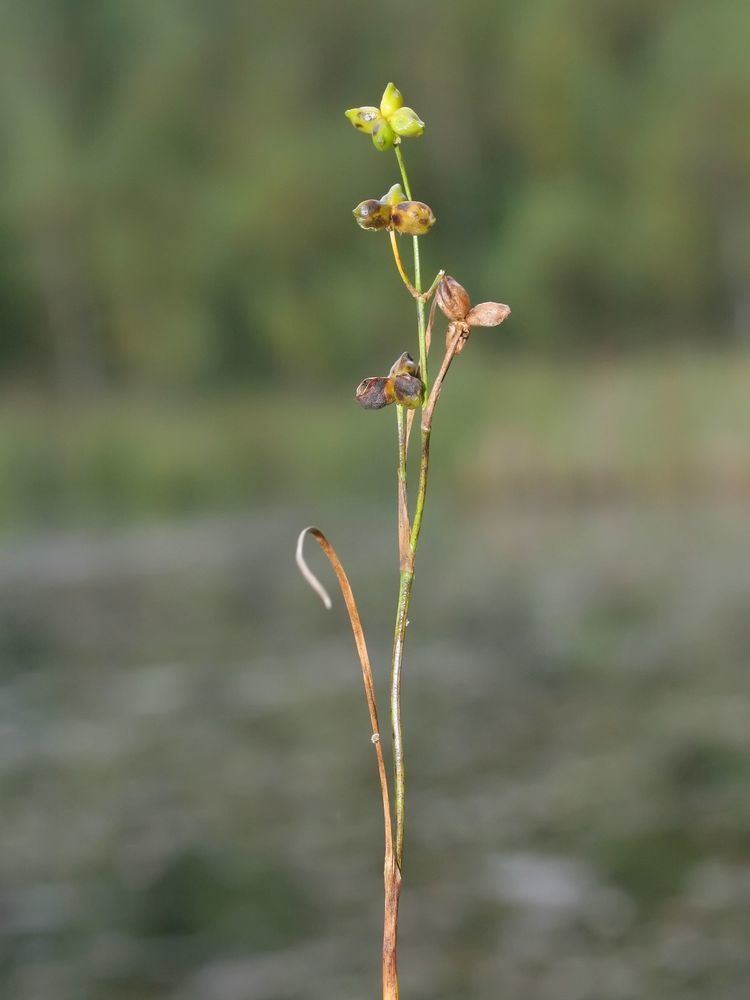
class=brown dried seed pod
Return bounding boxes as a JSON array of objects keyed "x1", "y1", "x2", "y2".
[
  {"x1": 436, "y1": 275, "x2": 471, "y2": 321},
  {"x1": 391, "y1": 374, "x2": 424, "y2": 409},
  {"x1": 355, "y1": 376, "x2": 394, "y2": 409},
  {"x1": 390, "y1": 201, "x2": 436, "y2": 236},
  {"x1": 465, "y1": 302, "x2": 511, "y2": 327},
  {"x1": 388, "y1": 351, "x2": 419, "y2": 377}
]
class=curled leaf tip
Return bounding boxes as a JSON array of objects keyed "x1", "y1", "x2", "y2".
[{"x1": 296, "y1": 527, "x2": 332, "y2": 609}]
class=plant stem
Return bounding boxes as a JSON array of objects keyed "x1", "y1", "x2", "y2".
[
  {"x1": 395, "y1": 145, "x2": 428, "y2": 392},
  {"x1": 396, "y1": 405, "x2": 410, "y2": 566},
  {"x1": 389, "y1": 230, "x2": 420, "y2": 299},
  {"x1": 296, "y1": 526, "x2": 401, "y2": 999},
  {"x1": 410, "y1": 325, "x2": 463, "y2": 551},
  {"x1": 385, "y1": 143, "x2": 450, "y2": 996},
  {"x1": 388, "y1": 229, "x2": 445, "y2": 305},
  {"x1": 390, "y1": 567, "x2": 413, "y2": 867},
  {"x1": 389, "y1": 143, "x2": 426, "y2": 877}
]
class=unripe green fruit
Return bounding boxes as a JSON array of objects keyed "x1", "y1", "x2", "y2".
[
  {"x1": 371, "y1": 119, "x2": 395, "y2": 151},
  {"x1": 344, "y1": 107, "x2": 382, "y2": 134},
  {"x1": 389, "y1": 107, "x2": 425, "y2": 138},
  {"x1": 380, "y1": 82, "x2": 404, "y2": 118},
  {"x1": 381, "y1": 183, "x2": 407, "y2": 208}
]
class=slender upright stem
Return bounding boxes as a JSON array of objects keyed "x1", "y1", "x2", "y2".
[
  {"x1": 390, "y1": 567, "x2": 413, "y2": 867},
  {"x1": 396, "y1": 405, "x2": 410, "y2": 567},
  {"x1": 389, "y1": 230, "x2": 420, "y2": 299},
  {"x1": 395, "y1": 145, "x2": 428, "y2": 392},
  {"x1": 389, "y1": 143, "x2": 426, "y2": 876},
  {"x1": 388, "y1": 229, "x2": 445, "y2": 305},
  {"x1": 384, "y1": 144, "x2": 452, "y2": 996},
  {"x1": 411, "y1": 325, "x2": 463, "y2": 551}
]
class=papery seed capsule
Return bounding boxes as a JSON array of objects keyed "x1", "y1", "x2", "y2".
[
  {"x1": 381, "y1": 183, "x2": 407, "y2": 207},
  {"x1": 344, "y1": 107, "x2": 382, "y2": 134},
  {"x1": 352, "y1": 199, "x2": 392, "y2": 231},
  {"x1": 391, "y1": 374, "x2": 424, "y2": 409},
  {"x1": 465, "y1": 301, "x2": 512, "y2": 327},
  {"x1": 436, "y1": 275, "x2": 471, "y2": 321},
  {"x1": 355, "y1": 376, "x2": 395, "y2": 410},
  {"x1": 390, "y1": 201, "x2": 436, "y2": 236},
  {"x1": 389, "y1": 107, "x2": 425, "y2": 138},
  {"x1": 371, "y1": 119, "x2": 395, "y2": 151},
  {"x1": 380, "y1": 82, "x2": 404, "y2": 118},
  {"x1": 388, "y1": 351, "x2": 419, "y2": 377}
]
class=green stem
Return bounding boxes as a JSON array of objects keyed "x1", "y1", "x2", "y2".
[
  {"x1": 396, "y1": 403, "x2": 409, "y2": 561},
  {"x1": 389, "y1": 143, "x2": 437, "y2": 874},
  {"x1": 395, "y1": 145, "x2": 427, "y2": 392},
  {"x1": 388, "y1": 229, "x2": 420, "y2": 299},
  {"x1": 391, "y1": 567, "x2": 413, "y2": 868},
  {"x1": 409, "y1": 429, "x2": 430, "y2": 552},
  {"x1": 388, "y1": 229, "x2": 444, "y2": 305}
]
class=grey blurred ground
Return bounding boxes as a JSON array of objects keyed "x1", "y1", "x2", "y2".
[{"x1": 1, "y1": 495, "x2": 748, "y2": 1000}]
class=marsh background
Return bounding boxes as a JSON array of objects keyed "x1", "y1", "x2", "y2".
[{"x1": 1, "y1": 2, "x2": 749, "y2": 999}]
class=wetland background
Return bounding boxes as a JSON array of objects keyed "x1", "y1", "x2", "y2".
[{"x1": 1, "y1": 2, "x2": 749, "y2": 998}]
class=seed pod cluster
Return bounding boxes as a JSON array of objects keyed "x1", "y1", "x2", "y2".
[
  {"x1": 353, "y1": 186, "x2": 436, "y2": 236},
  {"x1": 355, "y1": 352, "x2": 424, "y2": 411},
  {"x1": 436, "y1": 275, "x2": 511, "y2": 353},
  {"x1": 345, "y1": 83, "x2": 426, "y2": 152}
]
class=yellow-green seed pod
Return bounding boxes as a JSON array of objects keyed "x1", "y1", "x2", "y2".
[
  {"x1": 344, "y1": 107, "x2": 382, "y2": 134},
  {"x1": 391, "y1": 374, "x2": 424, "y2": 409},
  {"x1": 388, "y1": 351, "x2": 419, "y2": 377},
  {"x1": 389, "y1": 107, "x2": 425, "y2": 138},
  {"x1": 381, "y1": 183, "x2": 407, "y2": 208},
  {"x1": 380, "y1": 82, "x2": 404, "y2": 118},
  {"x1": 371, "y1": 119, "x2": 395, "y2": 151},
  {"x1": 355, "y1": 376, "x2": 395, "y2": 410},
  {"x1": 391, "y1": 201, "x2": 436, "y2": 236},
  {"x1": 352, "y1": 199, "x2": 392, "y2": 231}
]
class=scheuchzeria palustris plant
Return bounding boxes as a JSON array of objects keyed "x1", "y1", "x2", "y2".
[{"x1": 296, "y1": 82, "x2": 510, "y2": 999}]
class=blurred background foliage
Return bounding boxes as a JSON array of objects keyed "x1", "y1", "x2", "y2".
[
  {"x1": 0, "y1": 0, "x2": 748, "y2": 531},
  {"x1": 1, "y1": 3, "x2": 750, "y2": 1000},
  {"x1": 1, "y1": 0, "x2": 749, "y2": 394}
]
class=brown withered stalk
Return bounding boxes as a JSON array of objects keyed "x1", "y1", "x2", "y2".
[{"x1": 297, "y1": 95, "x2": 510, "y2": 998}]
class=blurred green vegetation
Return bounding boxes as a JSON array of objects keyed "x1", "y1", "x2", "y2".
[
  {"x1": 0, "y1": 353, "x2": 747, "y2": 534},
  {"x1": 0, "y1": 0, "x2": 748, "y2": 397}
]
